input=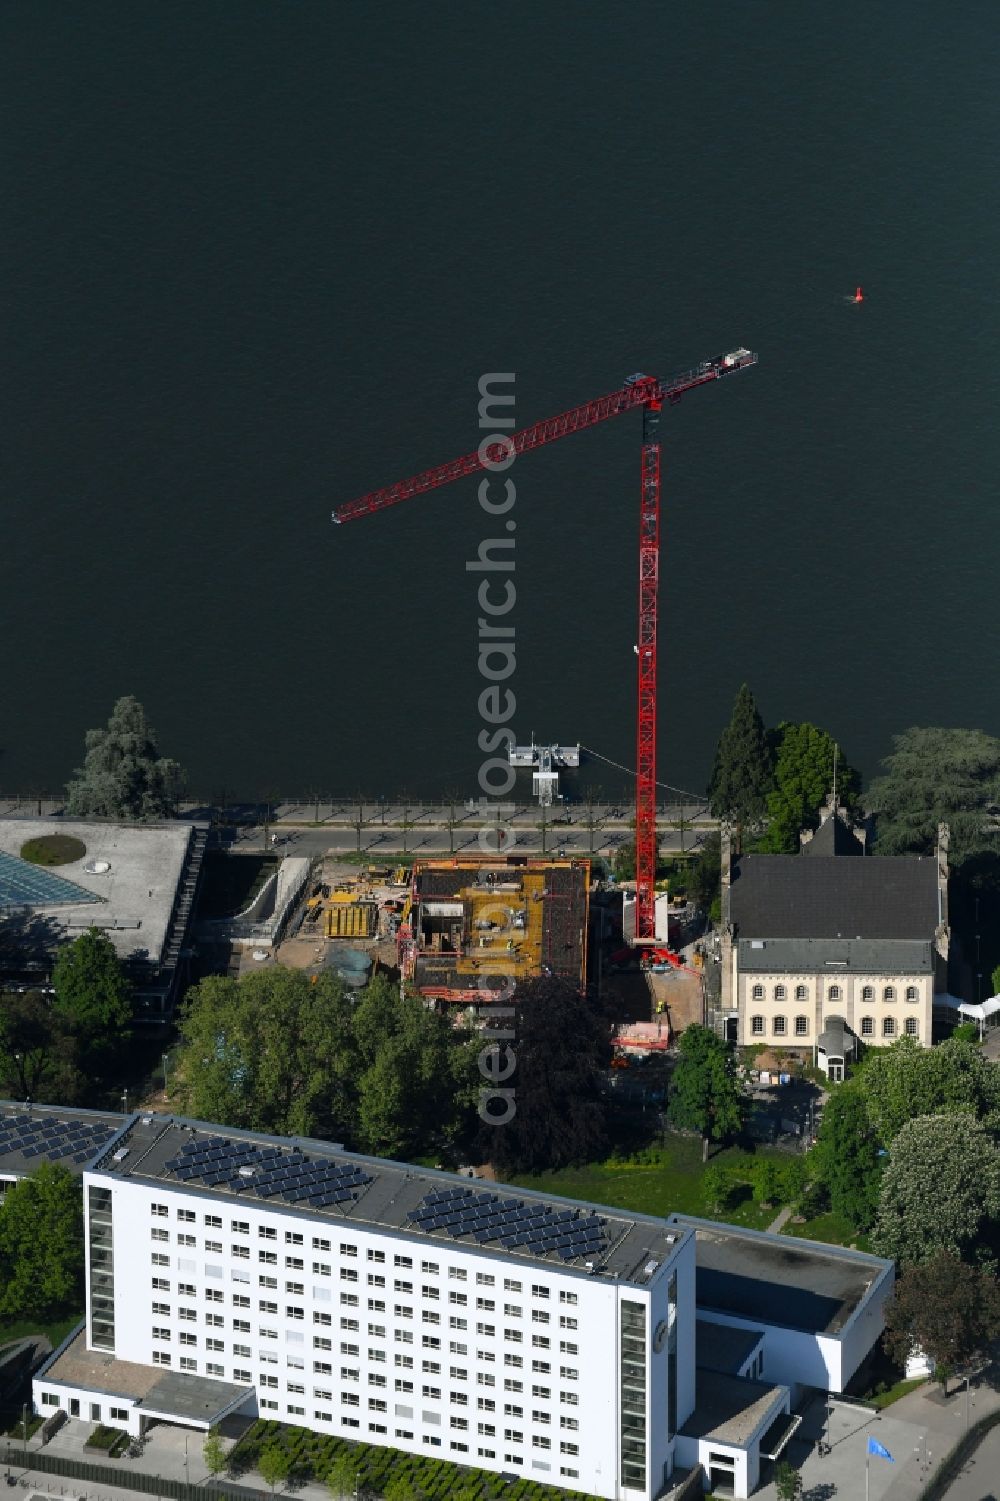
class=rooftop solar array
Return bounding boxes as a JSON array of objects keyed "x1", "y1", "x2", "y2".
[
  {"x1": 162, "y1": 1136, "x2": 374, "y2": 1209},
  {"x1": 0, "y1": 850, "x2": 103, "y2": 910},
  {"x1": 0, "y1": 1112, "x2": 120, "y2": 1165},
  {"x1": 406, "y1": 1185, "x2": 609, "y2": 1263}
]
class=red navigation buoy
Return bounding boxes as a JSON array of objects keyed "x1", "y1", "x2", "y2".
[{"x1": 853, "y1": 285, "x2": 864, "y2": 304}]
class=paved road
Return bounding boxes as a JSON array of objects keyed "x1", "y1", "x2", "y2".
[{"x1": 228, "y1": 824, "x2": 713, "y2": 860}]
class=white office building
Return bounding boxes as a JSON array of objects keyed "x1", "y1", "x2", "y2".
[
  {"x1": 30, "y1": 1111, "x2": 698, "y2": 1500},
  {"x1": 10, "y1": 1104, "x2": 892, "y2": 1500}
]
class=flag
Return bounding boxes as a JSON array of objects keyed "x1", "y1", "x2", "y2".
[{"x1": 867, "y1": 1437, "x2": 894, "y2": 1462}]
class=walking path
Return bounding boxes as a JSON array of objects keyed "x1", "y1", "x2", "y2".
[{"x1": 765, "y1": 1205, "x2": 793, "y2": 1234}]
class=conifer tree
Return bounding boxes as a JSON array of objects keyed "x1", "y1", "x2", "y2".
[
  {"x1": 707, "y1": 684, "x2": 773, "y2": 834},
  {"x1": 66, "y1": 695, "x2": 183, "y2": 822}
]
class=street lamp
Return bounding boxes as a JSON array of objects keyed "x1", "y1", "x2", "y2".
[{"x1": 162, "y1": 1054, "x2": 169, "y2": 1099}]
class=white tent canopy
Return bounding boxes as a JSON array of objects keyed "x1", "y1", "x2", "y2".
[{"x1": 934, "y1": 993, "x2": 1000, "y2": 1024}]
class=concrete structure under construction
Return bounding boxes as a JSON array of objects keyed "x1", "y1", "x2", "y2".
[{"x1": 399, "y1": 858, "x2": 589, "y2": 1002}]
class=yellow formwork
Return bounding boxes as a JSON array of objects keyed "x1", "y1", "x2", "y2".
[{"x1": 325, "y1": 902, "x2": 378, "y2": 939}]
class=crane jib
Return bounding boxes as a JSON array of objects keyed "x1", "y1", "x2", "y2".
[{"x1": 331, "y1": 350, "x2": 757, "y2": 523}]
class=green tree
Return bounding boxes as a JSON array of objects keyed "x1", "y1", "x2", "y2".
[
  {"x1": 178, "y1": 966, "x2": 358, "y2": 1139},
  {"x1": 773, "y1": 1460, "x2": 803, "y2": 1501},
  {"x1": 0, "y1": 990, "x2": 79, "y2": 1103},
  {"x1": 701, "y1": 1164, "x2": 735, "y2": 1215},
  {"x1": 750, "y1": 1158, "x2": 781, "y2": 1207},
  {"x1": 858, "y1": 1037, "x2": 1000, "y2": 1147},
  {"x1": 202, "y1": 1430, "x2": 227, "y2": 1477},
  {"x1": 707, "y1": 684, "x2": 773, "y2": 834},
  {"x1": 52, "y1": 928, "x2": 132, "y2": 1047},
  {"x1": 758, "y1": 721, "x2": 859, "y2": 852},
  {"x1": 882, "y1": 1251, "x2": 1000, "y2": 1381},
  {"x1": 327, "y1": 1455, "x2": 358, "y2": 1500},
  {"x1": 258, "y1": 1446, "x2": 291, "y2": 1495},
  {"x1": 612, "y1": 840, "x2": 636, "y2": 883},
  {"x1": 65, "y1": 694, "x2": 184, "y2": 822},
  {"x1": 685, "y1": 833, "x2": 721, "y2": 915},
  {"x1": 668, "y1": 1025, "x2": 745, "y2": 1161},
  {"x1": 0, "y1": 1162, "x2": 84, "y2": 1319},
  {"x1": 353, "y1": 977, "x2": 478, "y2": 1160},
  {"x1": 480, "y1": 977, "x2": 611, "y2": 1176},
  {"x1": 871, "y1": 1112, "x2": 1000, "y2": 1264},
  {"x1": 866, "y1": 727, "x2": 1000, "y2": 865},
  {"x1": 811, "y1": 1083, "x2": 883, "y2": 1231}
]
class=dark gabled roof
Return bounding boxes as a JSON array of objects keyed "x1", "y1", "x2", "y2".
[
  {"x1": 801, "y1": 816, "x2": 864, "y2": 857},
  {"x1": 730, "y1": 854, "x2": 938, "y2": 940}
]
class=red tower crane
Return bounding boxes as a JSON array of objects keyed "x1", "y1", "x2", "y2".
[{"x1": 333, "y1": 347, "x2": 757, "y2": 943}]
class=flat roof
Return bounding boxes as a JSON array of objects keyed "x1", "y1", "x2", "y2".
[
  {"x1": 0, "y1": 1103, "x2": 125, "y2": 1181},
  {"x1": 678, "y1": 1368, "x2": 787, "y2": 1448},
  {"x1": 696, "y1": 1318, "x2": 763, "y2": 1376},
  {"x1": 0, "y1": 819, "x2": 194, "y2": 967},
  {"x1": 87, "y1": 1113, "x2": 686, "y2": 1288},
  {"x1": 40, "y1": 1328, "x2": 250, "y2": 1423},
  {"x1": 669, "y1": 1216, "x2": 890, "y2": 1335}
]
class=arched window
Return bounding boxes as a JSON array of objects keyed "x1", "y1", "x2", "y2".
[
  {"x1": 751, "y1": 984, "x2": 764, "y2": 1001},
  {"x1": 905, "y1": 985, "x2": 918, "y2": 1002},
  {"x1": 794, "y1": 1015, "x2": 809, "y2": 1036},
  {"x1": 905, "y1": 1017, "x2": 919, "y2": 1037},
  {"x1": 774, "y1": 985, "x2": 786, "y2": 1001},
  {"x1": 828, "y1": 985, "x2": 841, "y2": 1002},
  {"x1": 751, "y1": 1015, "x2": 764, "y2": 1036},
  {"x1": 860, "y1": 1016, "x2": 874, "y2": 1037},
  {"x1": 883, "y1": 986, "x2": 895, "y2": 1002},
  {"x1": 795, "y1": 984, "x2": 808, "y2": 1001},
  {"x1": 862, "y1": 985, "x2": 874, "y2": 1002},
  {"x1": 883, "y1": 1016, "x2": 896, "y2": 1038},
  {"x1": 773, "y1": 1016, "x2": 787, "y2": 1036}
]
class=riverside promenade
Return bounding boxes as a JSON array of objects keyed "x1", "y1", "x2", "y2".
[{"x1": 0, "y1": 796, "x2": 717, "y2": 860}]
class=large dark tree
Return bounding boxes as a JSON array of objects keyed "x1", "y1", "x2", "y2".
[
  {"x1": 870, "y1": 1112, "x2": 1000, "y2": 1265},
  {"x1": 0, "y1": 1162, "x2": 84, "y2": 1319},
  {"x1": 352, "y1": 977, "x2": 479, "y2": 1161},
  {"x1": 707, "y1": 685, "x2": 773, "y2": 834},
  {"x1": 866, "y1": 726, "x2": 1000, "y2": 865},
  {"x1": 668, "y1": 1024, "x2": 744, "y2": 1161},
  {"x1": 479, "y1": 977, "x2": 611, "y2": 1176},
  {"x1": 811, "y1": 1083, "x2": 882, "y2": 1231},
  {"x1": 0, "y1": 990, "x2": 79, "y2": 1103},
  {"x1": 758, "y1": 721, "x2": 860, "y2": 853},
  {"x1": 859, "y1": 1036, "x2": 1000, "y2": 1148},
  {"x1": 883, "y1": 1251, "x2": 1000, "y2": 1382},
  {"x1": 51, "y1": 927, "x2": 132, "y2": 1084},
  {"x1": 179, "y1": 965, "x2": 359, "y2": 1140},
  {"x1": 66, "y1": 694, "x2": 183, "y2": 822}
]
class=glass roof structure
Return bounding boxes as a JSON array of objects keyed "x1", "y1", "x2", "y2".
[{"x1": 0, "y1": 851, "x2": 103, "y2": 909}]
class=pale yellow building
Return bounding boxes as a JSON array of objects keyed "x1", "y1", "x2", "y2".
[{"x1": 719, "y1": 806, "x2": 949, "y2": 1079}]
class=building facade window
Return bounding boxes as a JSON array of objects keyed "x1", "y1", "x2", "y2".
[
  {"x1": 883, "y1": 1016, "x2": 896, "y2": 1037},
  {"x1": 620, "y1": 1301, "x2": 646, "y2": 1492},
  {"x1": 773, "y1": 1016, "x2": 786, "y2": 1036},
  {"x1": 751, "y1": 1016, "x2": 764, "y2": 1036},
  {"x1": 774, "y1": 985, "x2": 786, "y2": 1001},
  {"x1": 862, "y1": 985, "x2": 874, "y2": 1001},
  {"x1": 861, "y1": 1016, "x2": 874, "y2": 1036},
  {"x1": 794, "y1": 1015, "x2": 809, "y2": 1036},
  {"x1": 883, "y1": 986, "x2": 895, "y2": 1002},
  {"x1": 828, "y1": 985, "x2": 841, "y2": 1002},
  {"x1": 905, "y1": 1018, "x2": 919, "y2": 1037},
  {"x1": 906, "y1": 985, "x2": 918, "y2": 1002},
  {"x1": 751, "y1": 984, "x2": 764, "y2": 1001}
]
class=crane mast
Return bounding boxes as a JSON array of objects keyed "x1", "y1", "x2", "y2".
[{"x1": 334, "y1": 348, "x2": 757, "y2": 946}]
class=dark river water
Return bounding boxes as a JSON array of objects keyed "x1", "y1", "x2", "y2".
[{"x1": 2, "y1": 2, "x2": 998, "y2": 800}]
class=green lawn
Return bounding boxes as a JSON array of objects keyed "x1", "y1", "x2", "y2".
[
  {"x1": 509, "y1": 1135, "x2": 791, "y2": 1228},
  {"x1": 782, "y1": 1211, "x2": 871, "y2": 1252},
  {"x1": 0, "y1": 1312, "x2": 82, "y2": 1351}
]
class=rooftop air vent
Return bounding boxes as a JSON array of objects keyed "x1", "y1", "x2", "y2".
[
  {"x1": 112, "y1": 1148, "x2": 129, "y2": 1162},
  {"x1": 238, "y1": 1166, "x2": 256, "y2": 1178}
]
